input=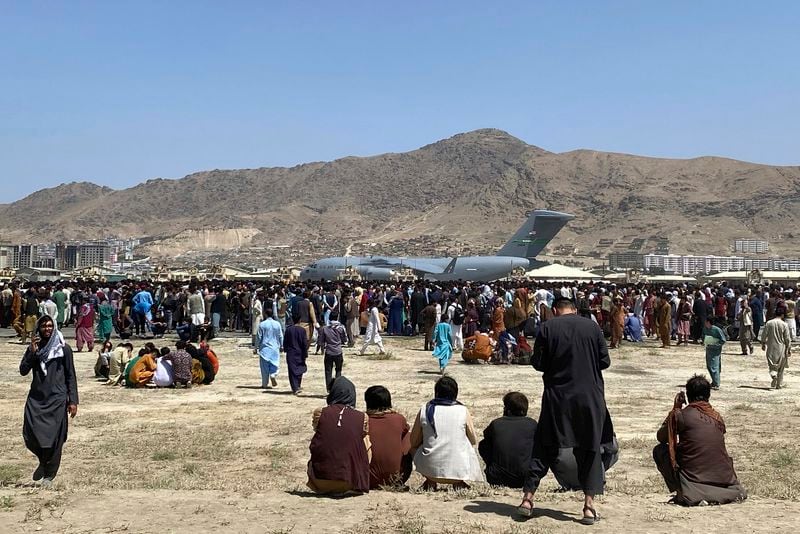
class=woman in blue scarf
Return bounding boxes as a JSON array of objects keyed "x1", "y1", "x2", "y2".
[{"x1": 432, "y1": 320, "x2": 453, "y2": 374}]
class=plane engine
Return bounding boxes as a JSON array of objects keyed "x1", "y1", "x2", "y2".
[{"x1": 359, "y1": 266, "x2": 396, "y2": 280}]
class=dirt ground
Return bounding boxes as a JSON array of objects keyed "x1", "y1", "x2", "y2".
[{"x1": 1, "y1": 327, "x2": 799, "y2": 534}]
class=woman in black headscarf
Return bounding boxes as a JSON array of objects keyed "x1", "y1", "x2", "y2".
[
  {"x1": 20, "y1": 315, "x2": 79, "y2": 486},
  {"x1": 307, "y1": 376, "x2": 371, "y2": 495}
]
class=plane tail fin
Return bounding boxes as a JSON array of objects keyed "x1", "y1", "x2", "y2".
[{"x1": 497, "y1": 210, "x2": 574, "y2": 259}]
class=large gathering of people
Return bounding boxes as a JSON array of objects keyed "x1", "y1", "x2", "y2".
[{"x1": 11, "y1": 274, "x2": 778, "y2": 519}]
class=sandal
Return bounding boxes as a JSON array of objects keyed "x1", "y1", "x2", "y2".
[
  {"x1": 580, "y1": 505, "x2": 601, "y2": 525},
  {"x1": 517, "y1": 497, "x2": 534, "y2": 518}
]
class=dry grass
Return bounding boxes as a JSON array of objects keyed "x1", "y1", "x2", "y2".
[{"x1": 0, "y1": 465, "x2": 22, "y2": 487}]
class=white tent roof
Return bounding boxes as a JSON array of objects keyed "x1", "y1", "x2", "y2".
[
  {"x1": 644, "y1": 274, "x2": 697, "y2": 282},
  {"x1": 705, "y1": 271, "x2": 800, "y2": 281},
  {"x1": 525, "y1": 264, "x2": 598, "y2": 280},
  {"x1": 704, "y1": 271, "x2": 748, "y2": 280}
]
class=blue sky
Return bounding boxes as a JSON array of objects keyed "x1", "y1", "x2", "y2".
[{"x1": 2, "y1": 1, "x2": 798, "y2": 201}]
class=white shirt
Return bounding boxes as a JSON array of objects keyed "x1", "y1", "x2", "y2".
[{"x1": 153, "y1": 358, "x2": 174, "y2": 387}]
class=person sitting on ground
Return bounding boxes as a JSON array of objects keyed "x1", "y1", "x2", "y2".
[
  {"x1": 187, "y1": 343, "x2": 215, "y2": 385},
  {"x1": 104, "y1": 342, "x2": 134, "y2": 386},
  {"x1": 494, "y1": 330, "x2": 517, "y2": 364},
  {"x1": 149, "y1": 311, "x2": 167, "y2": 338},
  {"x1": 198, "y1": 316, "x2": 214, "y2": 342},
  {"x1": 153, "y1": 347, "x2": 174, "y2": 387},
  {"x1": 162, "y1": 340, "x2": 193, "y2": 388},
  {"x1": 479, "y1": 392, "x2": 537, "y2": 488},
  {"x1": 364, "y1": 385, "x2": 412, "y2": 489},
  {"x1": 199, "y1": 341, "x2": 219, "y2": 376},
  {"x1": 653, "y1": 374, "x2": 747, "y2": 506},
  {"x1": 175, "y1": 319, "x2": 191, "y2": 342},
  {"x1": 624, "y1": 313, "x2": 643, "y2": 342},
  {"x1": 94, "y1": 341, "x2": 114, "y2": 379},
  {"x1": 461, "y1": 328, "x2": 495, "y2": 363},
  {"x1": 514, "y1": 334, "x2": 533, "y2": 364},
  {"x1": 126, "y1": 345, "x2": 158, "y2": 388},
  {"x1": 410, "y1": 376, "x2": 484, "y2": 490},
  {"x1": 307, "y1": 376, "x2": 371, "y2": 495},
  {"x1": 479, "y1": 392, "x2": 619, "y2": 491}
]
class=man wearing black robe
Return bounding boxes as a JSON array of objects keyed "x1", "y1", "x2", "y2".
[
  {"x1": 518, "y1": 298, "x2": 612, "y2": 525},
  {"x1": 20, "y1": 316, "x2": 79, "y2": 485},
  {"x1": 691, "y1": 291, "x2": 707, "y2": 343},
  {"x1": 410, "y1": 285, "x2": 428, "y2": 336}
]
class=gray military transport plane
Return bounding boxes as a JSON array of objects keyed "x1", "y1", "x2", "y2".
[{"x1": 300, "y1": 209, "x2": 574, "y2": 282}]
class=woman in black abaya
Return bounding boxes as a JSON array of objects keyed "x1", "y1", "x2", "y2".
[{"x1": 20, "y1": 315, "x2": 79, "y2": 486}]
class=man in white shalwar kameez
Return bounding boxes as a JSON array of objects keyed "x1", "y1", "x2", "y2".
[
  {"x1": 359, "y1": 302, "x2": 385, "y2": 355},
  {"x1": 761, "y1": 307, "x2": 791, "y2": 389}
]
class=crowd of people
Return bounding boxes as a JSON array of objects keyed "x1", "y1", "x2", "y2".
[
  {"x1": 12, "y1": 275, "x2": 767, "y2": 517},
  {"x1": 93, "y1": 339, "x2": 219, "y2": 388}
]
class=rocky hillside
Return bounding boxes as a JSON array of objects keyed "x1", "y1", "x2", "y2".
[{"x1": 2, "y1": 128, "x2": 799, "y2": 261}]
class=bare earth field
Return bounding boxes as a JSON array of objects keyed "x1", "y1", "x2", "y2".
[{"x1": 1, "y1": 328, "x2": 799, "y2": 534}]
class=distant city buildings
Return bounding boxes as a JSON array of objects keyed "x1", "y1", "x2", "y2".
[
  {"x1": 733, "y1": 238, "x2": 769, "y2": 254},
  {"x1": 5, "y1": 238, "x2": 140, "y2": 270},
  {"x1": 608, "y1": 251, "x2": 644, "y2": 269},
  {"x1": 643, "y1": 254, "x2": 800, "y2": 275}
]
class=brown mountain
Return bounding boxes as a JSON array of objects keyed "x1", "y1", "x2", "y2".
[{"x1": 3, "y1": 128, "x2": 800, "y2": 262}]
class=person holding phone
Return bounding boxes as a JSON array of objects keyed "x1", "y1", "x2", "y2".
[
  {"x1": 19, "y1": 315, "x2": 78, "y2": 487},
  {"x1": 653, "y1": 375, "x2": 746, "y2": 506}
]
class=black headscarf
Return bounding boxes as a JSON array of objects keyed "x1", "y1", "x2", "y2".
[{"x1": 326, "y1": 376, "x2": 356, "y2": 407}]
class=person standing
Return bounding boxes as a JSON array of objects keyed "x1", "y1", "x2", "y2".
[
  {"x1": 656, "y1": 294, "x2": 672, "y2": 348},
  {"x1": 250, "y1": 291, "x2": 263, "y2": 348},
  {"x1": 518, "y1": 298, "x2": 612, "y2": 525},
  {"x1": 750, "y1": 291, "x2": 764, "y2": 341},
  {"x1": 210, "y1": 288, "x2": 227, "y2": 338},
  {"x1": 284, "y1": 316, "x2": 309, "y2": 394},
  {"x1": 21, "y1": 289, "x2": 40, "y2": 344},
  {"x1": 677, "y1": 294, "x2": 692, "y2": 346},
  {"x1": 75, "y1": 296, "x2": 95, "y2": 352},
  {"x1": 737, "y1": 299, "x2": 754, "y2": 355},
  {"x1": 344, "y1": 290, "x2": 360, "y2": 347},
  {"x1": 187, "y1": 286, "x2": 205, "y2": 343},
  {"x1": 19, "y1": 316, "x2": 78, "y2": 486},
  {"x1": 761, "y1": 305, "x2": 792, "y2": 389},
  {"x1": 319, "y1": 311, "x2": 348, "y2": 390},
  {"x1": 256, "y1": 307, "x2": 284, "y2": 389},
  {"x1": 702, "y1": 318, "x2": 726, "y2": 390},
  {"x1": 359, "y1": 299, "x2": 386, "y2": 356},
  {"x1": 131, "y1": 285, "x2": 153, "y2": 337},
  {"x1": 52, "y1": 285, "x2": 67, "y2": 328},
  {"x1": 432, "y1": 320, "x2": 453, "y2": 374},
  {"x1": 608, "y1": 297, "x2": 625, "y2": 349},
  {"x1": 447, "y1": 298, "x2": 465, "y2": 351},
  {"x1": 410, "y1": 285, "x2": 428, "y2": 336},
  {"x1": 96, "y1": 295, "x2": 115, "y2": 344}
]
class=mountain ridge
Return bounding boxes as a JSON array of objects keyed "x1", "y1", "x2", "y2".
[{"x1": 3, "y1": 129, "x2": 800, "y2": 261}]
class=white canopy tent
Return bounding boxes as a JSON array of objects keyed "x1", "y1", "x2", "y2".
[
  {"x1": 644, "y1": 274, "x2": 698, "y2": 283},
  {"x1": 704, "y1": 271, "x2": 800, "y2": 282},
  {"x1": 525, "y1": 264, "x2": 598, "y2": 280}
]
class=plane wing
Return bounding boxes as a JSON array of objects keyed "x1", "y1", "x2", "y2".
[{"x1": 363, "y1": 257, "x2": 446, "y2": 274}]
